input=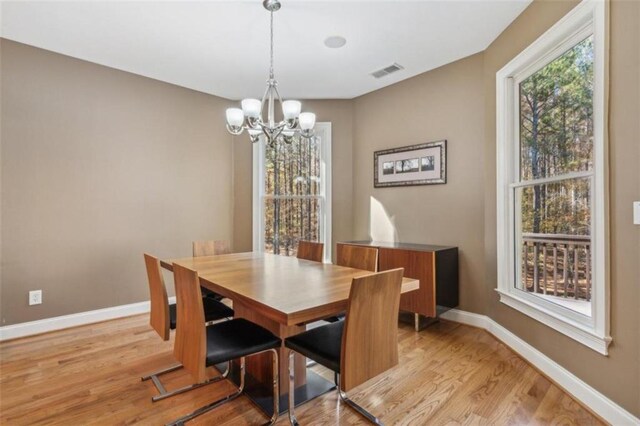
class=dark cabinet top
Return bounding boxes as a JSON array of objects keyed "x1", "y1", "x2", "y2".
[{"x1": 339, "y1": 241, "x2": 457, "y2": 252}]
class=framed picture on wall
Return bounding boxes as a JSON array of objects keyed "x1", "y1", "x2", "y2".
[{"x1": 373, "y1": 140, "x2": 447, "y2": 187}]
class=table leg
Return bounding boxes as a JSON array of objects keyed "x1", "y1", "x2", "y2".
[
  {"x1": 232, "y1": 301, "x2": 306, "y2": 395},
  {"x1": 228, "y1": 301, "x2": 336, "y2": 416}
]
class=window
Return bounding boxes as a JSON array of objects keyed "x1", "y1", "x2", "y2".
[
  {"x1": 253, "y1": 123, "x2": 331, "y2": 262},
  {"x1": 496, "y1": 0, "x2": 610, "y2": 354}
]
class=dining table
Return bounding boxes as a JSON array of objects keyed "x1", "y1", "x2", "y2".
[{"x1": 160, "y1": 251, "x2": 420, "y2": 415}]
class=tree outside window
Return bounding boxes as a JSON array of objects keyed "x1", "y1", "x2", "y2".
[
  {"x1": 516, "y1": 36, "x2": 594, "y2": 316},
  {"x1": 263, "y1": 136, "x2": 322, "y2": 256}
]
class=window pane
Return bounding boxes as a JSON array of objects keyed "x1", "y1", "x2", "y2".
[
  {"x1": 516, "y1": 178, "x2": 591, "y2": 316},
  {"x1": 264, "y1": 197, "x2": 320, "y2": 256},
  {"x1": 519, "y1": 36, "x2": 594, "y2": 181},
  {"x1": 264, "y1": 136, "x2": 321, "y2": 196}
]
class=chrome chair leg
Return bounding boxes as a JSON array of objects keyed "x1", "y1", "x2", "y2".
[
  {"x1": 204, "y1": 316, "x2": 233, "y2": 326},
  {"x1": 141, "y1": 363, "x2": 182, "y2": 381},
  {"x1": 142, "y1": 362, "x2": 230, "y2": 402},
  {"x1": 166, "y1": 348, "x2": 279, "y2": 426},
  {"x1": 336, "y1": 374, "x2": 383, "y2": 426},
  {"x1": 142, "y1": 363, "x2": 182, "y2": 397},
  {"x1": 166, "y1": 358, "x2": 246, "y2": 426},
  {"x1": 288, "y1": 350, "x2": 299, "y2": 426}
]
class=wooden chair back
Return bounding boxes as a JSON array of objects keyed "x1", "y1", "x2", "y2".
[
  {"x1": 172, "y1": 263, "x2": 208, "y2": 383},
  {"x1": 144, "y1": 254, "x2": 170, "y2": 341},
  {"x1": 336, "y1": 244, "x2": 378, "y2": 272},
  {"x1": 192, "y1": 240, "x2": 231, "y2": 257},
  {"x1": 296, "y1": 241, "x2": 324, "y2": 262},
  {"x1": 340, "y1": 268, "x2": 404, "y2": 391}
]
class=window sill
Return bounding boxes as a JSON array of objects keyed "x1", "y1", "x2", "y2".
[
  {"x1": 535, "y1": 293, "x2": 592, "y2": 317},
  {"x1": 496, "y1": 289, "x2": 611, "y2": 355}
]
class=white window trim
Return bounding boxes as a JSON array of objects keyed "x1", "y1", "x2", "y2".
[
  {"x1": 496, "y1": 0, "x2": 611, "y2": 355},
  {"x1": 252, "y1": 122, "x2": 332, "y2": 263}
]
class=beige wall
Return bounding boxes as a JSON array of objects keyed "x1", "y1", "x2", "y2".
[
  {"x1": 351, "y1": 0, "x2": 639, "y2": 416},
  {"x1": 0, "y1": 39, "x2": 234, "y2": 325},
  {"x1": 232, "y1": 99, "x2": 354, "y2": 259},
  {"x1": 232, "y1": 135, "x2": 253, "y2": 252},
  {"x1": 482, "y1": 0, "x2": 640, "y2": 416},
  {"x1": 0, "y1": 39, "x2": 354, "y2": 325},
  {"x1": 353, "y1": 53, "x2": 487, "y2": 314}
]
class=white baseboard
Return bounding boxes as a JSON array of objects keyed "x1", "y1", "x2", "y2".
[
  {"x1": 0, "y1": 297, "x2": 176, "y2": 342},
  {"x1": 441, "y1": 309, "x2": 639, "y2": 425}
]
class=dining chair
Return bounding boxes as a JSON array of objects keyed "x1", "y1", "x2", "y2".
[
  {"x1": 192, "y1": 240, "x2": 231, "y2": 257},
  {"x1": 141, "y1": 254, "x2": 234, "y2": 402},
  {"x1": 296, "y1": 241, "x2": 325, "y2": 367},
  {"x1": 324, "y1": 244, "x2": 379, "y2": 323},
  {"x1": 167, "y1": 263, "x2": 281, "y2": 425},
  {"x1": 296, "y1": 240, "x2": 324, "y2": 262},
  {"x1": 193, "y1": 240, "x2": 231, "y2": 300},
  {"x1": 285, "y1": 268, "x2": 404, "y2": 425},
  {"x1": 336, "y1": 244, "x2": 378, "y2": 272}
]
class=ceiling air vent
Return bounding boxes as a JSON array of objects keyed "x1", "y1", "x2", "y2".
[{"x1": 370, "y1": 63, "x2": 404, "y2": 79}]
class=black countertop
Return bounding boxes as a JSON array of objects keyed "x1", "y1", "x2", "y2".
[{"x1": 340, "y1": 241, "x2": 457, "y2": 252}]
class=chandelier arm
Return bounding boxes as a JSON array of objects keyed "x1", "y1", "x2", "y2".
[
  {"x1": 259, "y1": 83, "x2": 271, "y2": 121},
  {"x1": 269, "y1": 121, "x2": 286, "y2": 143},
  {"x1": 273, "y1": 84, "x2": 299, "y2": 129},
  {"x1": 282, "y1": 118, "x2": 298, "y2": 129},
  {"x1": 246, "y1": 116, "x2": 262, "y2": 129},
  {"x1": 258, "y1": 121, "x2": 286, "y2": 133},
  {"x1": 272, "y1": 83, "x2": 284, "y2": 108},
  {"x1": 226, "y1": 124, "x2": 245, "y2": 136},
  {"x1": 269, "y1": 87, "x2": 277, "y2": 127}
]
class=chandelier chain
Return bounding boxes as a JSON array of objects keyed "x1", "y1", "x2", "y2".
[{"x1": 269, "y1": 11, "x2": 274, "y2": 80}]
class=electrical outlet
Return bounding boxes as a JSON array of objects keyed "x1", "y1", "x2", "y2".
[
  {"x1": 634, "y1": 202, "x2": 640, "y2": 225},
  {"x1": 29, "y1": 290, "x2": 42, "y2": 306}
]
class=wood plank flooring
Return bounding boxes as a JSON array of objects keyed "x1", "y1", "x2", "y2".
[{"x1": 0, "y1": 315, "x2": 603, "y2": 425}]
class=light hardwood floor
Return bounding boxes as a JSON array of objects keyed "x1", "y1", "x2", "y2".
[{"x1": 0, "y1": 315, "x2": 603, "y2": 425}]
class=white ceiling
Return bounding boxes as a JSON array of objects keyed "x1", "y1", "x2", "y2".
[{"x1": 1, "y1": 0, "x2": 531, "y2": 100}]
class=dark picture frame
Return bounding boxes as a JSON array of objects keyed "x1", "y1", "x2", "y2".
[{"x1": 373, "y1": 140, "x2": 447, "y2": 188}]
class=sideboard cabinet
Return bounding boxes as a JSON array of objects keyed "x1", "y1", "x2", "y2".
[{"x1": 337, "y1": 241, "x2": 459, "y2": 330}]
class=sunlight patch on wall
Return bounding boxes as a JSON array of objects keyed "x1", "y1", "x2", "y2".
[{"x1": 369, "y1": 196, "x2": 398, "y2": 242}]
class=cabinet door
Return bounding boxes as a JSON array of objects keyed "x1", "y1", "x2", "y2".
[{"x1": 378, "y1": 248, "x2": 435, "y2": 317}]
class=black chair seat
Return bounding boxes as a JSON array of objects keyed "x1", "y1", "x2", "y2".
[
  {"x1": 205, "y1": 318, "x2": 281, "y2": 366},
  {"x1": 323, "y1": 313, "x2": 345, "y2": 323},
  {"x1": 201, "y1": 286, "x2": 224, "y2": 301},
  {"x1": 169, "y1": 297, "x2": 234, "y2": 330},
  {"x1": 285, "y1": 321, "x2": 343, "y2": 372}
]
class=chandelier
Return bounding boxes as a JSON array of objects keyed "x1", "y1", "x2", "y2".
[{"x1": 225, "y1": 0, "x2": 316, "y2": 145}]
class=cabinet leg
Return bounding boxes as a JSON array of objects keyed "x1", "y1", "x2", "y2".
[
  {"x1": 415, "y1": 313, "x2": 439, "y2": 331},
  {"x1": 399, "y1": 311, "x2": 439, "y2": 331}
]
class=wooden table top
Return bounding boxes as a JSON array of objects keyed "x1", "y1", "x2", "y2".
[{"x1": 160, "y1": 252, "x2": 419, "y2": 326}]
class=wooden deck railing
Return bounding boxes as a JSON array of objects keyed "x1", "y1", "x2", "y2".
[{"x1": 522, "y1": 233, "x2": 591, "y2": 301}]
